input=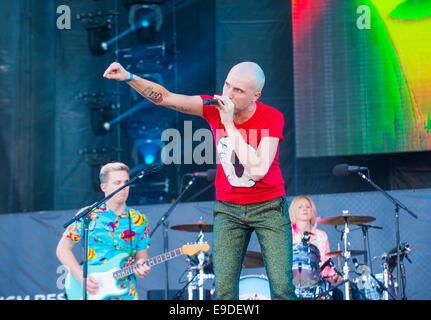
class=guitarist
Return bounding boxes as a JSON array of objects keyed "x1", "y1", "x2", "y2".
[{"x1": 56, "y1": 162, "x2": 151, "y2": 300}]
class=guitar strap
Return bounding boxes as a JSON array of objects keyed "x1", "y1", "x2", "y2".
[{"x1": 127, "y1": 212, "x2": 135, "y2": 262}]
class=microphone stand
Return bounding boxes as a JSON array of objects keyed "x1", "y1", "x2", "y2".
[
  {"x1": 369, "y1": 272, "x2": 398, "y2": 300},
  {"x1": 357, "y1": 223, "x2": 383, "y2": 272},
  {"x1": 149, "y1": 176, "x2": 197, "y2": 300},
  {"x1": 357, "y1": 171, "x2": 418, "y2": 300},
  {"x1": 172, "y1": 272, "x2": 199, "y2": 300},
  {"x1": 63, "y1": 163, "x2": 160, "y2": 300}
]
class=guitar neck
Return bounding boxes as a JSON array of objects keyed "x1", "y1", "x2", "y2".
[{"x1": 113, "y1": 248, "x2": 183, "y2": 280}]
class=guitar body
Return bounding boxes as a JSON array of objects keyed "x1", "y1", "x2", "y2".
[
  {"x1": 64, "y1": 243, "x2": 210, "y2": 300},
  {"x1": 65, "y1": 252, "x2": 130, "y2": 300}
]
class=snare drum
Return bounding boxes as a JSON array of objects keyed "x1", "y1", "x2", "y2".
[
  {"x1": 295, "y1": 279, "x2": 332, "y2": 300},
  {"x1": 239, "y1": 275, "x2": 271, "y2": 300},
  {"x1": 292, "y1": 242, "x2": 321, "y2": 288}
]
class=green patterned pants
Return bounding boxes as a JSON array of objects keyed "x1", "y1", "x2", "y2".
[{"x1": 212, "y1": 196, "x2": 297, "y2": 300}]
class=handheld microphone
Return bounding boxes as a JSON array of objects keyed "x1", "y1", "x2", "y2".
[
  {"x1": 203, "y1": 98, "x2": 219, "y2": 106},
  {"x1": 333, "y1": 164, "x2": 368, "y2": 177}
]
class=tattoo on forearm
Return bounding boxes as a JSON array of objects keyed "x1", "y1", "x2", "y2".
[
  {"x1": 141, "y1": 86, "x2": 163, "y2": 104},
  {"x1": 166, "y1": 105, "x2": 192, "y2": 112}
]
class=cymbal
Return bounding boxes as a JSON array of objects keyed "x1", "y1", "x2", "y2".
[
  {"x1": 327, "y1": 250, "x2": 367, "y2": 258},
  {"x1": 171, "y1": 221, "x2": 213, "y2": 232},
  {"x1": 243, "y1": 250, "x2": 264, "y2": 269},
  {"x1": 317, "y1": 215, "x2": 376, "y2": 226}
]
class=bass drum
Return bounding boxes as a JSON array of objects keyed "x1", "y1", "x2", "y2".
[{"x1": 239, "y1": 274, "x2": 271, "y2": 300}]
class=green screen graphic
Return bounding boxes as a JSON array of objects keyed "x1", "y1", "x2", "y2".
[{"x1": 293, "y1": 0, "x2": 431, "y2": 157}]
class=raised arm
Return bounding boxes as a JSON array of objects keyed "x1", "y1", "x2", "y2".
[{"x1": 103, "y1": 62, "x2": 203, "y2": 116}]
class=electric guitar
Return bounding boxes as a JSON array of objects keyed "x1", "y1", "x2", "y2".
[{"x1": 65, "y1": 243, "x2": 210, "y2": 300}]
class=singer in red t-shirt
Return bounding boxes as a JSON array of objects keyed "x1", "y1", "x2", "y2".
[
  {"x1": 103, "y1": 61, "x2": 296, "y2": 300},
  {"x1": 200, "y1": 94, "x2": 286, "y2": 204}
]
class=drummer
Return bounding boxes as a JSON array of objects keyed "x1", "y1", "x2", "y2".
[{"x1": 288, "y1": 195, "x2": 342, "y2": 287}]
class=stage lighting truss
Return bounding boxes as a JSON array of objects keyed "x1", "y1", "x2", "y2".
[
  {"x1": 78, "y1": 147, "x2": 123, "y2": 167},
  {"x1": 122, "y1": 0, "x2": 164, "y2": 6},
  {"x1": 76, "y1": 4, "x2": 163, "y2": 56},
  {"x1": 119, "y1": 43, "x2": 171, "y2": 74},
  {"x1": 98, "y1": 69, "x2": 167, "y2": 133}
]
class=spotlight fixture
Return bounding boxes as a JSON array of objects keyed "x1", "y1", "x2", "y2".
[
  {"x1": 128, "y1": 4, "x2": 163, "y2": 43},
  {"x1": 77, "y1": 92, "x2": 116, "y2": 135},
  {"x1": 76, "y1": 10, "x2": 118, "y2": 56},
  {"x1": 133, "y1": 138, "x2": 164, "y2": 165}
]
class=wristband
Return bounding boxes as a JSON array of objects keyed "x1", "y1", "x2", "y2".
[{"x1": 125, "y1": 72, "x2": 134, "y2": 82}]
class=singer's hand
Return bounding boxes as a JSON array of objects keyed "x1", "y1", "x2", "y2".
[
  {"x1": 103, "y1": 62, "x2": 130, "y2": 82},
  {"x1": 214, "y1": 95, "x2": 235, "y2": 127}
]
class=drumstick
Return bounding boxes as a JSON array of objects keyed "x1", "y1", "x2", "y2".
[{"x1": 337, "y1": 243, "x2": 341, "y2": 271}]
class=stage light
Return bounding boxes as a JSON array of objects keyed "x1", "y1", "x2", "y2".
[
  {"x1": 141, "y1": 19, "x2": 150, "y2": 28},
  {"x1": 77, "y1": 92, "x2": 115, "y2": 135},
  {"x1": 90, "y1": 105, "x2": 114, "y2": 135},
  {"x1": 128, "y1": 4, "x2": 163, "y2": 43},
  {"x1": 134, "y1": 138, "x2": 164, "y2": 165},
  {"x1": 76, "y1": 11, "x2": 117, "y2": 56}
]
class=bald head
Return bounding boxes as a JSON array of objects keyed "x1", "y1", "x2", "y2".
[{"x1": 229, "y1": 62, "x2": 265, "y2": 93}]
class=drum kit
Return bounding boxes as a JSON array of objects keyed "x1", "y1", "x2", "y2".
[
  {"x1": 298, "y1": 211, "x2": 407, "y2": 300},
  {"x1": 170, "y1": 211, "x2": 409, "y2": 300}
]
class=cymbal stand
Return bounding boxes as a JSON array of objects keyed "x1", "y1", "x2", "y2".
[
  {"x1": 342, "y1": 214, "x2": 351, "y2": 300},
  {"x1": 360, "y1": 225, "x2": 369, "y2": 266},
  {"x1": 187, "y1": 229, "x2": 214, "y2": 300},
  {"x1": 187, "y1": 265, "x2": 196, "y2": 300},
  {"x1": 358, "y1": 224, "x2": 383, "y2": 274},
  {"x1": 382, "y1": 260, "x2": 389, "y2": 300},
  {"x1": 197, "y1": 229, "x2": 205, "y2": 300},
  {"x1": 172, "y1": 271, "x2": 198, "y2": 300}
]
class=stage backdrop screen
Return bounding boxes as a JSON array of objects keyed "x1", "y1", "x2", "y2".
[{"x1": 292, "y1": 0, "x2": 431, "y2": 158}]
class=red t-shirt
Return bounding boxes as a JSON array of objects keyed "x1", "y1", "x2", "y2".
[{"x1": 201, "y1": 95, "x2": 286, "y2": 204}]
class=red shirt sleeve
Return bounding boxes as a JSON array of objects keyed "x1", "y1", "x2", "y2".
[{"x1": 262, "y1": 107, "x2": 285, "y2": 142}]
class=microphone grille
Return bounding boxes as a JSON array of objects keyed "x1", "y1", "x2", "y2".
[{"x1": 333, "y1": 164, "x2": 349, "y2": 177}]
